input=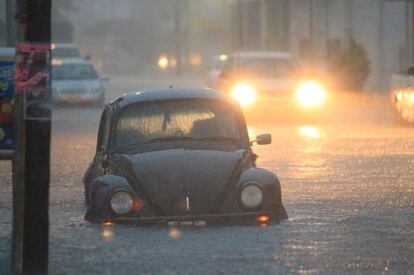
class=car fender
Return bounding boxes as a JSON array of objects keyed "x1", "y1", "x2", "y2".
[
  {"x1": 220, "y1": 167, "x2": 282, "y2": 213},
  {"x1": 239, "y1": 168, "x2": 282, "y2": 206},
  {"x1": 85, "y1": 175, "x2": 136, "y2": 221}
]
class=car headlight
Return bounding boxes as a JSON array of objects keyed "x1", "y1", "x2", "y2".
[
  {"x1": 396, "y1": 90, "x2": 414, "y2": 105},
  {"x1": 231, "y1": 83, "x2": 257, "y2": 107},
  {"x1": 110, "y1": 191, "x2": 133, "y2": 215},
  {"x1": 240, "y1": 183, "x2": 263, "y2": 209},
  {"x1": 296, "y1": 80, "x2": 327, "y2": 108}
]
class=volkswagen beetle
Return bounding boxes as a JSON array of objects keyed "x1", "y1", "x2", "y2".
[{"x1": 84, "y1": 88, "x2": 287, "y2": 225}]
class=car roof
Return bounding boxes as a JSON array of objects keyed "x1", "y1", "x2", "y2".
[
  {"x1": 112, "y1": 88, "x2": 238, "y2": 108},
  {"x1": 52, "y1": 43, "x2": 79, "y2": 49},
  {"x1": 231, "y1": 51, "x2": 292, "y2": 59},
  {"x1": 52, "y1": 58, "x2": 92, "y2": 65}
]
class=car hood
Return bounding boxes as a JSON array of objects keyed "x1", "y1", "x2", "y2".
[
  {"x1": 249, "y1": 78, "x2": 296, "y2": 93},
  {"x1": 52, "y1": 79, "x2": 101, "y2": 90},
  {"x1": 125, "y1": 149, "x2": 245, "y2": 215}
]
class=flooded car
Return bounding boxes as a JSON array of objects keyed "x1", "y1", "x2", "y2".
[
  {"x1": 390, "y1": 68, "x2": 414, "y2": 124},
  {"x1": 52, "y1": 58, "x2": 106, "y2": 107},
  {"x1": 83, "y1": 88, "x2": 287, "y2": 225},
  {"x1": 216, "y1": 51, "x2": 327, "y2": 119}
]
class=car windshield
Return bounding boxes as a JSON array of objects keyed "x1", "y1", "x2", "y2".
[
  {"x1": 52, "y1": 48, "x2": 81, "y2": 58},
  {"x1": 115, "y1": 99, "x2": 242, "y2": 151},
  {"x1": 236, "y1": 57, "x2": 298, "y2": 78},
  {"x1": 52, "y1": 63, "x2": 98, "y2": 80}
]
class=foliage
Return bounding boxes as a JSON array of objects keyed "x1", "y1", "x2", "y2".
[{"x1": 328, "y1": 39, "x2": 371, "y2": 91}]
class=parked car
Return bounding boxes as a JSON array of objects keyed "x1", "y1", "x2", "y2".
[
  {"x1": 52, "y1": 58, "x2": 105, "y2": 106},
  {"x1": 51, "y1": 43, "x2": 82, "y2": 59},
  {"x1": 216, "y1": 51, "x2": 327, "y2": 117},
  {"x1": 84, "y1": 88, "x2": 287, "y2": 225}
]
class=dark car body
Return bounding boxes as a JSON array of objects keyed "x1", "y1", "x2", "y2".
[{"x1": 84, "y1": 88, "x2": 287, "y2": 225}]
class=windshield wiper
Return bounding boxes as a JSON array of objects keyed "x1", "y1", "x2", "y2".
[
  {"x1": 196, "y1": 136, "x2": 240, "y2": 144},
  {"x1": 147, "y1": 136, "x2": 196, "y2": 143},
  {"x1": 117, "y1": 136, "x2": 239, "y2": 152}
]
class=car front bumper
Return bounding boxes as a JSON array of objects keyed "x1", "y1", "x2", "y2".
[
  {"x1": 92, "y1": 211, "x2": 278, "y2": 226},
  {"x1": 53, "y1": 91, "x2": 103, "y2": 104}
]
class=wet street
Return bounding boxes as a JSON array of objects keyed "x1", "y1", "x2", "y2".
[{"x1": 1, "y1": 75, "x2": 414, "y2": 274}]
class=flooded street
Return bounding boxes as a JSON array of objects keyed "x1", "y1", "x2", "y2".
[{"x1": 1, "y1": 75, "x2": 414, "y2": 274}]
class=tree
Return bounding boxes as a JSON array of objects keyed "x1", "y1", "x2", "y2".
[{"x1": 328, "y1": 38, "x2": 371, "y2": 92}]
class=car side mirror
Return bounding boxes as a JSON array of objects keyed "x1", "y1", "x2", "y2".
[
  {"x1": 100, "y1": 76, "x2": 110, "y2": 82},
  {"x1": 251, "y1": 134, "x2": 272, "y2": 146},
  {"x1": 84, "y1": 54, "x2": 92, "y2": 60}
]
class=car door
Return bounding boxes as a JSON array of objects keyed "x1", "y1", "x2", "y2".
[{"x1": 83, "y1": 107, "x2": 112, "y2": 188}]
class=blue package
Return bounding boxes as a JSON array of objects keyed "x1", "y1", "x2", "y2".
[
  {"x1": 0, "y1": 122, "x2": 14, "y2": 149},
  {"x1": 0, "y1": 62, "x2": 15, "y2": 98}
]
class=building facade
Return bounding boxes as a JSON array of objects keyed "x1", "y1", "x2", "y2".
[
  {"x1": 288, "y1": 0, "x2": 411, "y2": 91},
  {"x1": 239, "y1": 0, "x2": 413, "y2": 92}
]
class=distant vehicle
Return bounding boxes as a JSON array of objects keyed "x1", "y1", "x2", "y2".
[
  {"x1": 216, "y1": 51, "x2": 327, "y2": 116},
  {"x1": 52, "y1": 58, "x2": 105, "y2": 107},
  {"x1": 390, "y1": 68, "x2": 414, "y2": 124},
  {"x1": 84, "y1": 88, "x2": 287, "y2": 225},
  {"x1": 51, "y1": 43, "x2": 82, "y2": 59},
  {"x1": 206, "y1": 55, "x2": 228, "y2": 88}
]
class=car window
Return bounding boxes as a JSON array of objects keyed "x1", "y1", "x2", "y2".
[
  {"x1": 115, "y1": 100, "x2": 242, "y2": 150},
  {"x1": 52, "y1": 48, "x2": 81, "y2": 58},
  {"x1": 237, "y1": 57, "x2": 298, "y2": 78},
  {"x1": 52, "y1": 63, "x2": 98, "y2": 80},
  {"x1": 97, "y1": 109, "x2": 111, "y2": 153}
]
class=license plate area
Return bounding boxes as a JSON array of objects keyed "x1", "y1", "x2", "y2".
[{"x1": 167, "y1": 221, "x2": 206, "y2": 226}]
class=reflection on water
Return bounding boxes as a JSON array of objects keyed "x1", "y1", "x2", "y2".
[
  {"x1": 102, "y1": 227, "x2": 114, "y2": 241},
  {"x1": 299, "y1": 126, "x2": 323, "y2": 139},
  {"x1": 168, "y1": 227, "x2": 181, "y2": 240}
]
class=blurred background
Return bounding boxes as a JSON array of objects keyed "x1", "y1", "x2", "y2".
[{"x1": 1, "y1": 0, "x2": 413, "y2": 92}]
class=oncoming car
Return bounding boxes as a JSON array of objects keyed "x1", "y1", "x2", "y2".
[
  {"x1": 84, "y1": 88, "x2": 287, "y2": 225},
  {"x1": 216, "y1": 51, "x2": 327, "y2": 118},
  {"x1": 52, "y1": 59, "x2": 106, "y2": 106},
  {"x1": 390, "y1": 68, "x2": 414, "y2": 124}
]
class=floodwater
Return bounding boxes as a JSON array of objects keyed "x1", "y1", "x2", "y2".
[{"x1": 1, "y1": 75, "x2": 414, "y2": 274}]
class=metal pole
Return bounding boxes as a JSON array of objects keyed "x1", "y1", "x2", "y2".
[
  {"x1": 260, "y1": 0, "x2": 267, "y2": 49},
  {"x1": 6, "y1": 0, "x2": 18, "y2": 47},
  {"x1": 309, "y1": 0, "x2": 314, "y2": 65},
  {"x1": 238, "y1": 0, "x2": 244, "y2": 50},
  {"x1": 283, "y1": 0, "x2": 290, "y2": 51},
  {"x1": 345, "y1": 0, "x2": 353, "y2": 40},
  {"x1": 12, "y1": 0, "x2": 52, "y2": 273},
  {"x1": 379, "y1": 0, "x2": 384, "y2": 91},
  {"x1": 412, "y1": 0, "x2": 414, "y2": 65},
  {"x1": 174, "y1": 0, "x2": 182, "y2": 76}
]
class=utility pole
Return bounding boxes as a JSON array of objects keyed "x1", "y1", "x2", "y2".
[
  {"x1": 6, "y1": 0, "x2": 18, "y2": 47},
  {"x1": 174, "y1": 0, "x2": 182, "y2": 76},
  {"x1": 345, "y1": 0, "x2": 354, "y2": 41},
  {"x1": 412, "y1": 0, "x2": 414, "y2": 66},
  {"x1": 12, "y1": 0, "x2": 52, "y2": 273},
  {"x1": 309, "y1": 0, "x2": 314, "y2": 65},
  {"x1": 283, "y1": 0, "x2": 290, "y2": 51}
]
